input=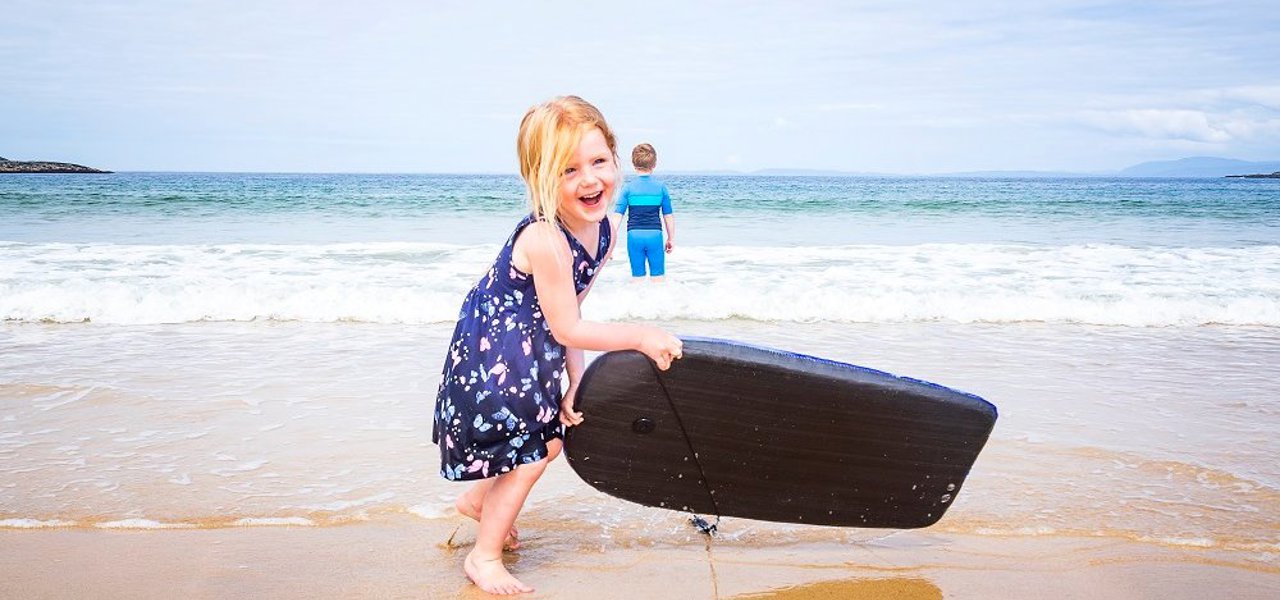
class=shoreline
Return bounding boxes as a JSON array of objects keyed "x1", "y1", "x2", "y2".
[
  {"x1": 4, "y1": 319, "x2": 1277, "y2": 598},
  {"x1": 2, "y1": 515, "x2": 1276, "y2": 599}
]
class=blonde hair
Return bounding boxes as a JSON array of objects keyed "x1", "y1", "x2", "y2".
[
  {"x1": 631, "y1": 143, "x2": 656, "y2": 171},
  {"x1": 516, "y1": 96, "x2": 619, "y2": 225}
]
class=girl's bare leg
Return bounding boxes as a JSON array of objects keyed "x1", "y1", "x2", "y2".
[
  {"x1": 464, "y1": 440, "x2": 562, "y2": 595},
  {"x1": 455, "y1": 479, "x2": 519, "y2": 549}
]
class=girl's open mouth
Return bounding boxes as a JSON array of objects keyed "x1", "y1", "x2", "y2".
[{"x1": 579, "y1": 191, "x2": 603, "y2": 206}]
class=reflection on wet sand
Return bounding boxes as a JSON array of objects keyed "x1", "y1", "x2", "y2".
[{"x1": 735, "y1": 577, "x2": 942, "y2": 600}]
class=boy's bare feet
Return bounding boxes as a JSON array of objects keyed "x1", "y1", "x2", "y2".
[
  {"x1": 465, "y1": 551, "x2": 533, "y2": 595},
  {"x1": 455, "y1": 496, "x2": 520, "y2": 550}
]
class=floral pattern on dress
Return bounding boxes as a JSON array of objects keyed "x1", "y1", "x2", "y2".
[{"x1": 432, "y1": 214, "x2": 610, "y2": 481}]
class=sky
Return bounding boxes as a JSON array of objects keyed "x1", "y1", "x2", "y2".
[{"x1": 2, "y1": 0, "x2": 1279, "y2": 174}]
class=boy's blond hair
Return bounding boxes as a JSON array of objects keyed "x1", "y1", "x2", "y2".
[
  {"x1": 631, "y1": 143, "x2": 656, "y2": 171},
  {"x1": 516, "y1": 96, "x2": 619, "y2": 225}
]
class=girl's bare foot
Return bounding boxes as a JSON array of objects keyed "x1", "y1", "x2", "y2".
[
  {"x1": 465, "y1": 551, "x2": 533, "y2": 595},
  {"x1": 455, "y1": 496, "x2": 520, "y2": 550}
]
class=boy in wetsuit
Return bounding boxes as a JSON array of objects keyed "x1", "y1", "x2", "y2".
[{"x1": 611, "y1": 143, "x2": 676, "y2": 281}]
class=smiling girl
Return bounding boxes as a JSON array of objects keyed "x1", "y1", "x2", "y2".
[{"x1": 432, "y1": 96, "x2": 683, "y2": 595}]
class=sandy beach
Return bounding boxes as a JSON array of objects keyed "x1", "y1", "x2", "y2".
[
  {"x1": 4, "y1": 510, "x2": 1278, "y2": 599},
  {"x1": 3, "y1": 319, "x2": 1278, "y2": 598}
]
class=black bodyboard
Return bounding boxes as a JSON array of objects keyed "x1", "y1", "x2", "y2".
[{"x1": 564, "y1": 337, "x2": 997, "y2": 528}]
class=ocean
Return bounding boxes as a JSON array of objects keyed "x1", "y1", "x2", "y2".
[{"x1": 2, "y1": 173, "x2": 1278, "y2": 566}]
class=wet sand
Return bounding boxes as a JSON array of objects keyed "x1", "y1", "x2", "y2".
[
  {"x1": 3, "y1": 508, "x2": 1278, "y2": 599},
  {"x1": 4, "y1": 320, "x2": 1279, "y2": 597}
]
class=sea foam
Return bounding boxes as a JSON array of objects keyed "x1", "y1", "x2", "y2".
[{"x1": 1, "y1": 241, "x2": 1277, "y2": 327}]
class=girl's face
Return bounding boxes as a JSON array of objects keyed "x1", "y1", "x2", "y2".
[{"x1": 557, "y1": 127, "x2": 617, "y2": 229}]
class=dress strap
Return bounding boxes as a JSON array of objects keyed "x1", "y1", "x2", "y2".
[
  {"x1": 597, "y1": 214, "x2": 612, "y2": 259},
  {"x1": 505, "y1": 213, "x2": 539, "y2": 247}
]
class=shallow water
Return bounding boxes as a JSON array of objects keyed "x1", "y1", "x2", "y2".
[
  {"x1": 2, "y1": 320, "x2": 1276, "y2": 564},
  {"x1": 2, "y1": 173, "x2": 1278, "y2": 574}
]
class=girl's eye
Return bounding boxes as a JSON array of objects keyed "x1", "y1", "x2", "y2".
[
  {"x1": 563, "y1": 167, "x2": 577, "y2": 176},
  {"x1": 593, "y1": 158, "x2": 609, "y2": 166}
]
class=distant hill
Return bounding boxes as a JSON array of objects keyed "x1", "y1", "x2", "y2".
[
  {"x1": 943, "y1": 158, "x2": 1280, "y2": 178},
  {"x1": 663, "y1": 168, "x2": 886, "y2": 176},
  {"x1": 940, "y1": 170, "x2": 1100, "y2": 178},
  {"x1": 1117, "y1": 156, "x2": 1280, "y2": 178},
  {"x1": 670, "y1": 157, "x2": 1280, "y2": 178},
  {"x1": 0, "y1": 156, "x2": 110, "y2": 173},
  {"x1": 750, "y1": 168, "x2": 886, "y2": 176}
]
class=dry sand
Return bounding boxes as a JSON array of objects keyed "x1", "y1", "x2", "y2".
[{"x1": 3, "y1": 515, "x2": 1276, "y2": 599}]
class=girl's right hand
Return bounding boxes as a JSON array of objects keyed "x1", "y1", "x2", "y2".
[{"x1": 639, "y1": 329, "x2": 683, "y2": 370}]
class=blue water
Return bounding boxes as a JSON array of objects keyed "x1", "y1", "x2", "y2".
[
  {"x1": 2, "y1": 173, "x2": 1278, "y2": 326},
  {"x1": 5, "y1": 173, "x2": 1279, "y2": 568},
  {"x1": 2, "y1": 173, "x2": 1277, "y2": 246}
]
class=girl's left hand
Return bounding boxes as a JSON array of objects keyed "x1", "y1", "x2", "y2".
[{"x1": 560, "y1": 385, "x2": 584, "y2": 427}]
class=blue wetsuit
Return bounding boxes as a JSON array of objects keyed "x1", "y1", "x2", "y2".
[{"x1": 614, "y1": 175, "x2": 674, "y2": 277}]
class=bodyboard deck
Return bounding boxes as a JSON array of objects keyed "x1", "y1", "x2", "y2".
[{"x1": 564, "y1": 337, "x2": 997, "y2": 528}]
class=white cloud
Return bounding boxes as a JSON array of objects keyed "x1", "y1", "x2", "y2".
[
  {"x1": 1078, "y1": 109, "x2": 1230, "y2": 142},
  {"x1": 815, "y1": 102, "x2": 884, "y2": 112},
  {"x1": 1214, "y1": 86, "x2": 1280, "y2": 110},
  {"x1": 1077, "y1": 108, "x2": 1280, "y2": 144},
  {"x1": 4, "y1": 1, "x2": 1279, "y2": 172}
]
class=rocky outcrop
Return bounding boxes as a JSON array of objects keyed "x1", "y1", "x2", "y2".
[
  {"x1": 0, "y1": 157, "x2": 110, "y2": 173},
  {"x1": 1225, "y1": 171, "x2": 1280, "y2": 179}
]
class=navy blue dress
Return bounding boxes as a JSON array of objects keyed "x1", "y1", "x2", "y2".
[{"x1": 433, "y1": 214, "x2": 610, "y2": 481}]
